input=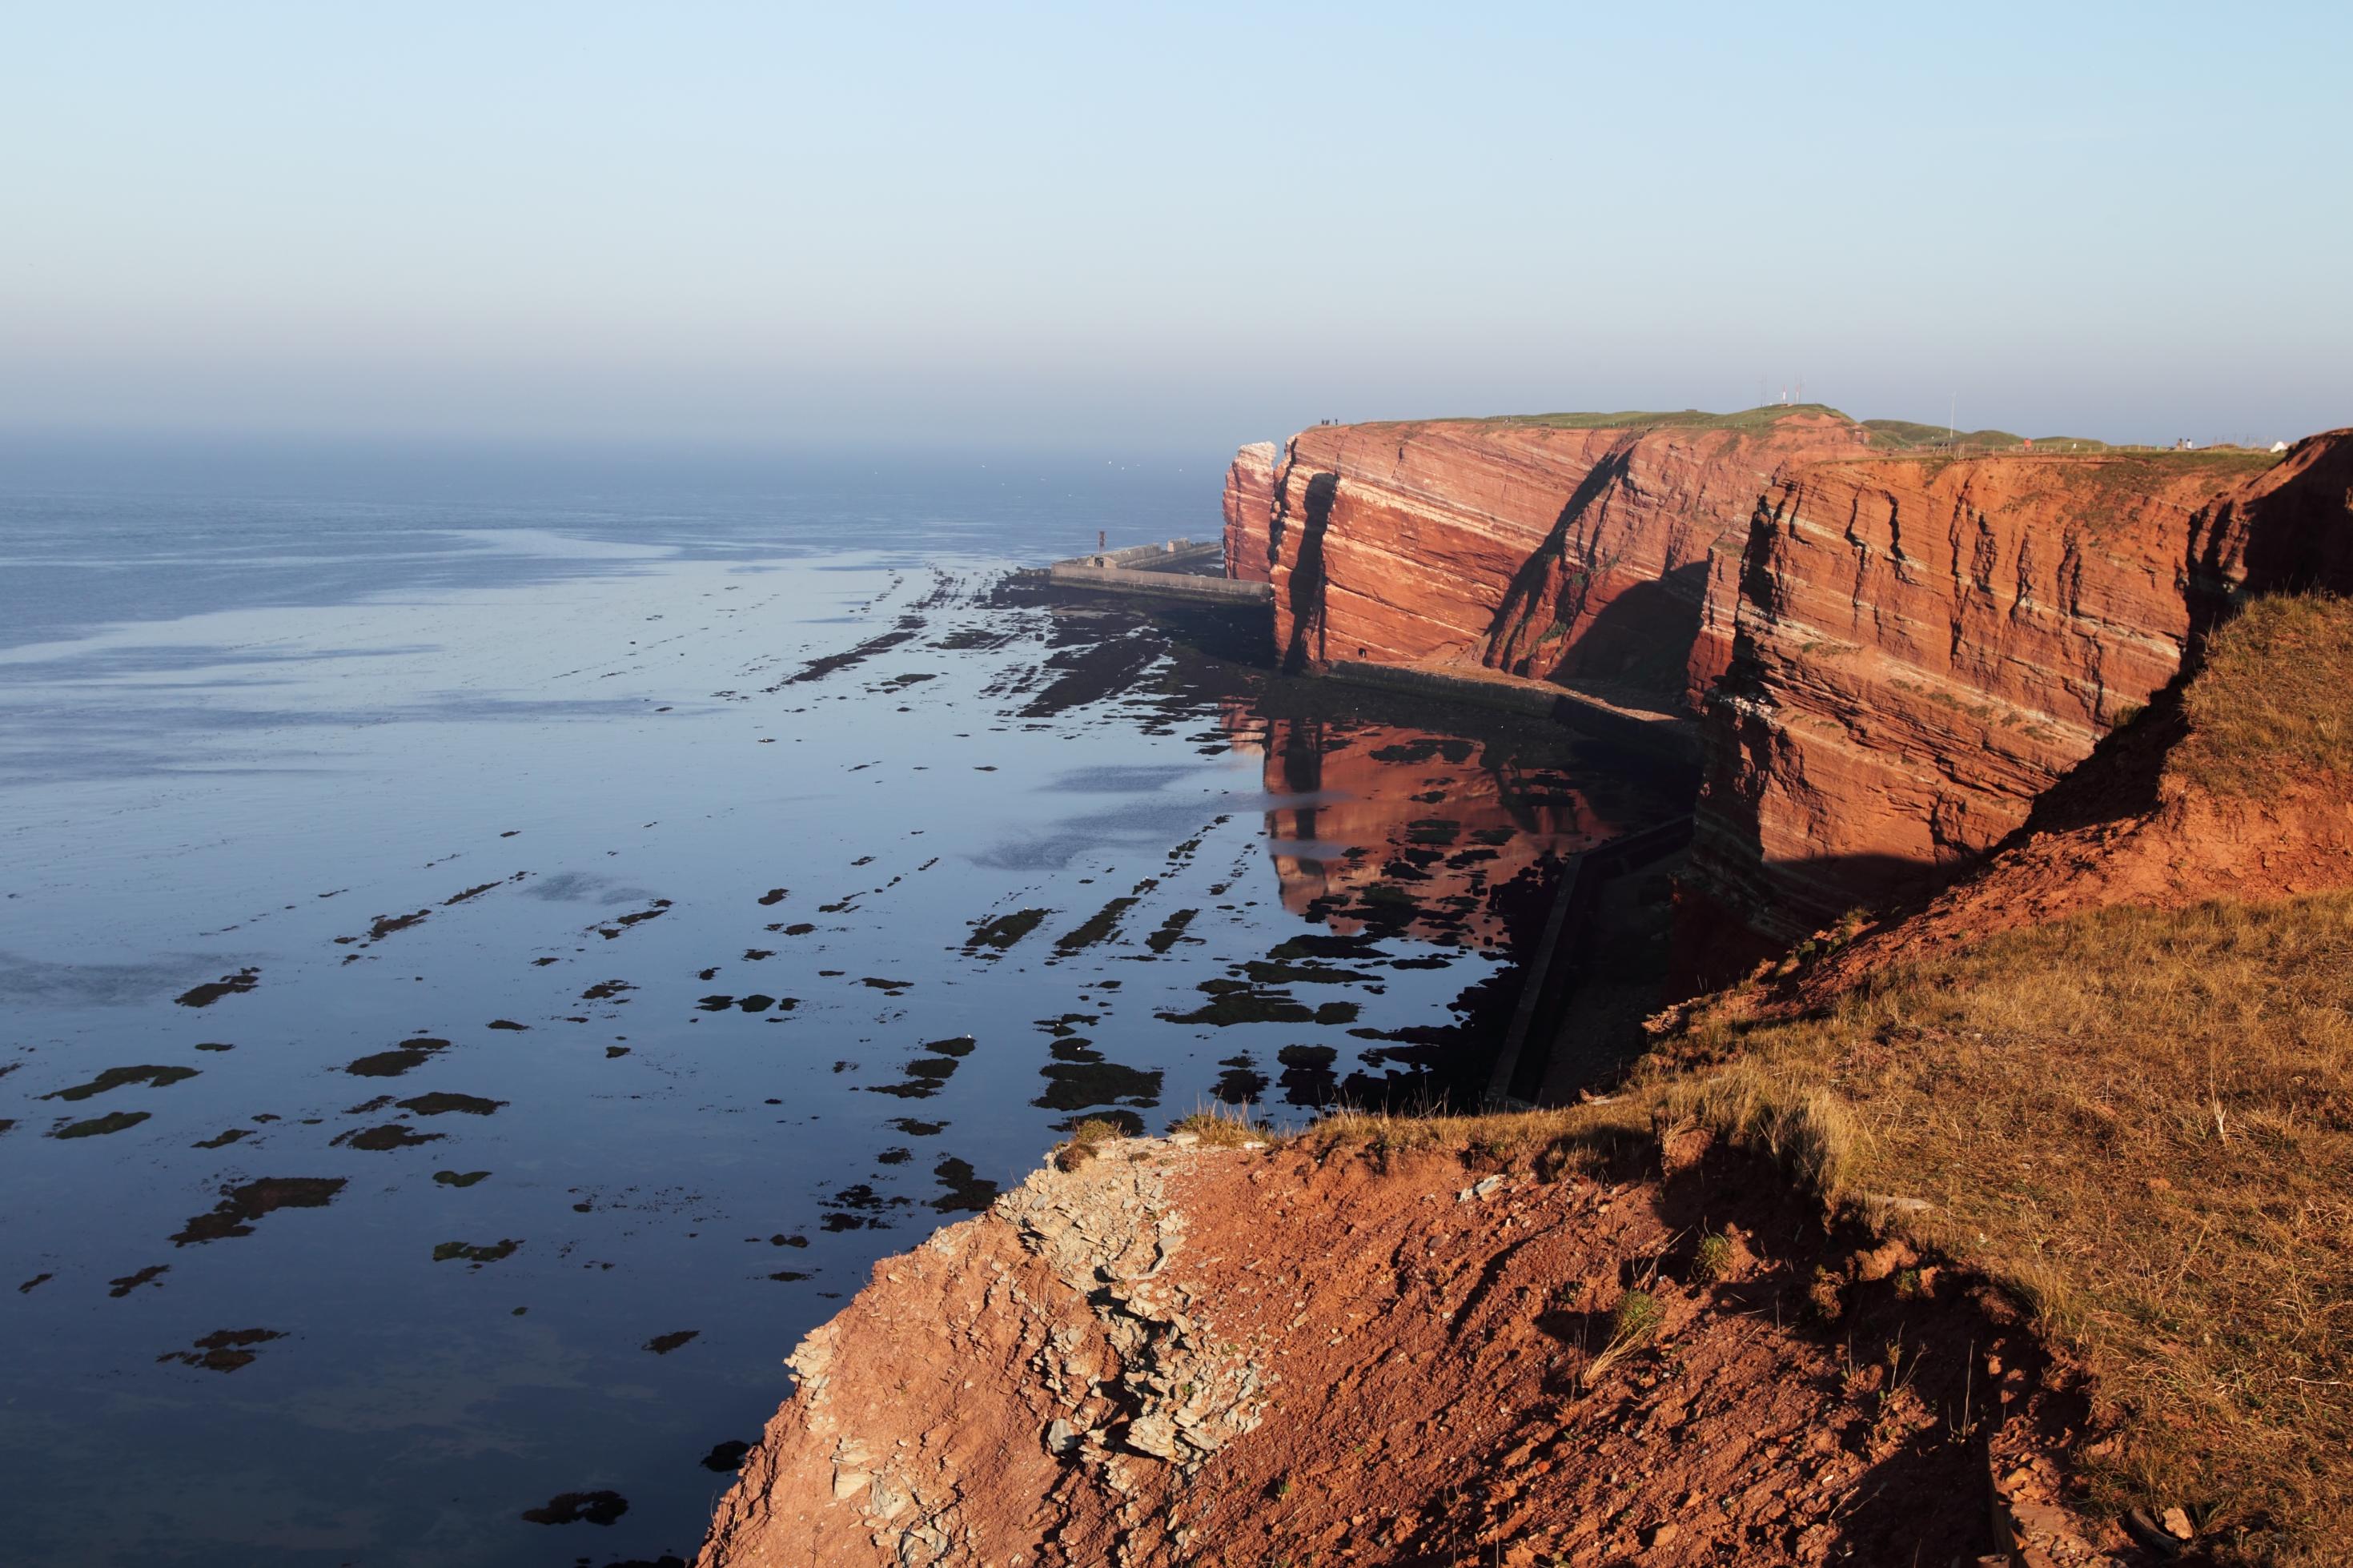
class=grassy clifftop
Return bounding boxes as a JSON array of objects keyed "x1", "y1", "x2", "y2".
[
  {"x1": 1457, "y1": 403, "x2": 1853, "y2": 434},
  {"x1": 1666, "y1": 889, "x2": 2353, "y2": 1562},
  {"x1": 1363, "y1": 403, "x2": 2287, "y2": 465},
  {"x1": 2177, "y1": 593, "x2": 2353, "y2": 797}
]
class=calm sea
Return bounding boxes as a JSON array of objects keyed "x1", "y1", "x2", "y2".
[{"x1": 0, "y1": 439, "x2": 1668, "y2": 1566}]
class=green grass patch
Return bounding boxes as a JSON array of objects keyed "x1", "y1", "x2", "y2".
[{"x1": 1451, "y1": 403, "x2": 1852, "y2": 434}]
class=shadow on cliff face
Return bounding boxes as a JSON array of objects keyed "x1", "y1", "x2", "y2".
[
  {"x1": 1670, "y1": 845, "x2": 1941, "y2": 996},
  {"x1": 1482, "y1": 448, "x2": 1635, "y2": 678},
  {"x1": 1540, "y1": 560, "x2": 1709, "y2": 712},
  {"x1": 1280, "y1": 472, "x2": 1338, "y2": 672},
  {"x1": 2014, "y1": 672, "x2": 2191, "y2": 840},
  {"x1": 2210, "y1": 427, "x2": 2353, "y2": 596}
]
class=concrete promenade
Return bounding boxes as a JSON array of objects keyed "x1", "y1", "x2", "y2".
[{"x1": 1040, "y1": 539, "x2": 1274, "y2": 605}]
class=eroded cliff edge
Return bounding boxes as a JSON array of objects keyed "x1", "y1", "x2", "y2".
[
  {"x1": 1222, "y1": 414, "x2": 2353, "y2": 930},
  {"x1": 695, "y1": 1129, "x2": 2076, "y2": 1568}
]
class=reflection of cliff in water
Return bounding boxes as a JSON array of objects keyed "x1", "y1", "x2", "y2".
[
  {"x1": 1211, "y1": 701, "x2": 1694, "y2": 1113},
  {"x1": 1223, "y1": 706, "x2": 1624, "y2": 948}
]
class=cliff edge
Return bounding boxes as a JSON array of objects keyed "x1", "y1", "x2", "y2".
[{"x1": 697, "y1": 1126, "x2": 2083, "y2": 1567}]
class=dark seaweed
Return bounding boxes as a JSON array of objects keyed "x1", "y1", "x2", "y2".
[
  {"x1": 171, "y1": 1177, "x2": 347, "y2": 1246},
  {"x1": 42, "y1": 1065, "x2": 200, "y2": 1102},
  {"x1": 432, "y1": 1239, "x2": 520, "y2": 1265},
  {"x1": 397, "y1": 1093, "x2": 504, "y2": 1117},
  {"x1": 51, "y1": 1109, "x2": 151, "y2": 1139},
  {"x1": 1053, "y1": 897, "x2": 1135, "y2": 953},
  {"x1": 158, "y1": 1328, "x2": 284, "y2": 1373},
  {"x1": 174, "y1": 968, "x2": 259, "y2": 1008},
  {"x1": 966, "y1": 907, "x2": 1049, "y2": 952},
  {"x1": 520, "y1": 1490, "x2": 628, "y2": 1526},
  {"x1": 343, "y1": 1038, "x2": 450, "y2": 1077}
]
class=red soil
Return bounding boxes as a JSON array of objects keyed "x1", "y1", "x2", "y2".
[{"x1": 697, "y1": 1133, "x2": 2110, "y2": 1567}]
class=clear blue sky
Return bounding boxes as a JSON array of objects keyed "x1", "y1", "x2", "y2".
[{"x1": 6, "y1": 2, "x2": 2347, "y2": 452}]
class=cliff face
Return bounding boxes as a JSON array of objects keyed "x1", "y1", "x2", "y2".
[
  {"x1": 2189, "y1": 423, "x2": 2353, "y2": 593},
  {"x1": 1697, "y1": 453, "x2": 2260, "y2": 921},
  {"x1": 1228, "y1": 415, "x2": 2353, "y2": 928},
  {"x1": 1219, "y1": 442, "x2": 1278, "y2": 583},
  {"x1": 1231, "y1": 415, "x2": 1865, "y2": 700},
  {"x1": 1700, "y1": 434, "x2": 2353, "y2": 924}
]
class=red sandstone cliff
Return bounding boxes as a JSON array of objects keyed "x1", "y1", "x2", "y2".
[
  {"x1": 1221, "y1": 442, "x2": 1278, "y2": 583},
  {"x1": 1239, "y1": 415, "x2": 1865, "y2": 701},
  {"x1": 1699, "y1": 432, "x2": 2353, "y2": 924},
  {"x1": 1226, "y1": 414, "x2": 2353, "y2": 928},
  {"x1": 1697, "y1": 453, "x2": 2251, "y2": 921}
]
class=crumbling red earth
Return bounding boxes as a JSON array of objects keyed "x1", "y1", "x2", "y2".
[{"x1": 697, "y1": 1133, "x2": 2111, "y2": 1567}]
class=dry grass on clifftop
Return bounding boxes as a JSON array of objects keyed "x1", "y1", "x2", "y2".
[
  {"x1": 2176, "y1": 592, "x2": 2353, "y2": 798},
  {"x1": 1302, "y1": 886, "x2": 2353, "y2": 1564},
  {"x1": 1658, "y1": 892, "x2": 2353, "y2": 1565}
]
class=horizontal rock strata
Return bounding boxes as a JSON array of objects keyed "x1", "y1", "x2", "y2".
[
  {"x1": 1250, "y1": 415, "x2": 1864, "y2": 700},
  {"x1": 1219, "y1": 442, "x2": 1278, "y2": 583},
  {"x1": 1223, "y1": 415, "x2": 2353, "y2": 925}
]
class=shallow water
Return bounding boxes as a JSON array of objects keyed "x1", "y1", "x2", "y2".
[{"x1": 0, "y1": 452, "x2": 1679, "y2": 1566}]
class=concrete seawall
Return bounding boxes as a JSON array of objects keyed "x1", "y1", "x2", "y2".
[
  {"x1": 1043, "y1": 563, "x2": 1274, "y2": 604},
  {"x1": 1074, "y1": 539, "x2": 1226, "y2": 572}
]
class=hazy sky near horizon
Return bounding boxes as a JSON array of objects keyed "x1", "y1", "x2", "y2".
[{"x1": 6, "y1": 2, "x2": 2348, "y2": 454}]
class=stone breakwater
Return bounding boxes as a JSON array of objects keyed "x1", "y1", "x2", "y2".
[{"x1": 1221, "y1": 416, "x2": 2353, "y2": 927}]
